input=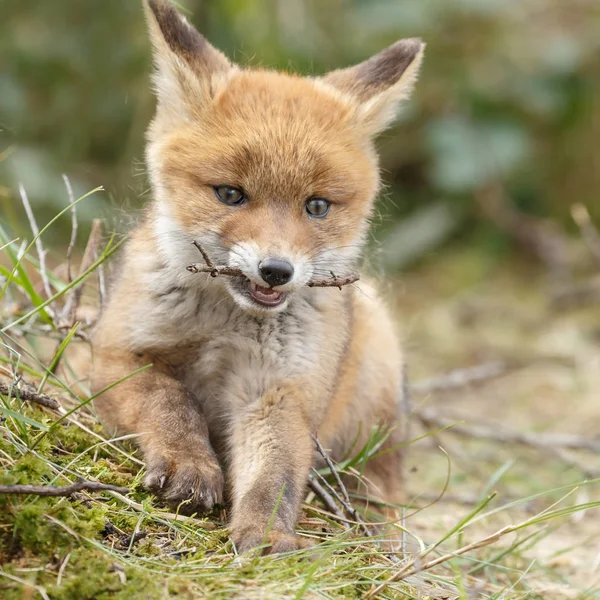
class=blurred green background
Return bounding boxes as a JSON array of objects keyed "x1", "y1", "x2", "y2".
[{"x1": 1, "y1": 0, "x2": 599, "y2": 268}]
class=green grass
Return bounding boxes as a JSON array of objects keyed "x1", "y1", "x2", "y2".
[{"x1": 1, "y1": 185, "x2": 599, "y2": 599}]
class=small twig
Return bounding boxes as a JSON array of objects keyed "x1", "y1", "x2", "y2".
[
  {"x1": 307, "y1": 476, "x2": 349, "y2": 529},
  {"x1": 19, "y1": 184, "x2": 55, "y2": 309},
  {"x1": 0, "y1": 381, "x2": 60, "y2": 410},
  {"x1": 62, "y1": 174, "x2": 78, "y2": 284},
  {"x1": 572, "y1": 203, "x2": 600, "y2": 266},
  {"x1": 411, "y1": 361, "x2": 509, "y2": 395},
  {"x1": 312, "y1": 434, "x2": 372, "y2": 537},
  {"x1": 417, "y1": 406, "x2": 600, "y2": 453},
  {"x1": 551, "y1": 276, "x2": 600, "y2": 310},
  {"x1": 365, "y1": 524, "x2": 515, "y2": 598},
  {"x1": 0, "y1": 478, "x2": 129, "y2": 497},
  {"x1": 188, "y1": 241, "x2": 360, "y2": 288}
]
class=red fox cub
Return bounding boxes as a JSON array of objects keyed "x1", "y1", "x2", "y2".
[{"x1": 92, "y1": 0, "x2": 424, "y2": 553}]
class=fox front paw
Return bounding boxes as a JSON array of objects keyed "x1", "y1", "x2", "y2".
[
  {"x1": 144, "y1": 453, "x2": 224, "y2": 514},
  {"x1": 232, "y1": 527, "x2": 312, "y2": 555}
]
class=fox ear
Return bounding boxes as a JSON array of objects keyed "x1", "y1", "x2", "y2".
[
  {"x1": 144, "y1": 0, "x2": 235, "y2": 127},
  {"x1": 322, "y1": 39, "x2": 425, "y2": 136}
]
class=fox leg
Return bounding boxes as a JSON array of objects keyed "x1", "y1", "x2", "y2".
[
  {"x1": 228, "y1": 383, "x2": 314, "y2": 554},
  {"x1": 91, "y1": 349, "x2": 224, "y2": 512}
]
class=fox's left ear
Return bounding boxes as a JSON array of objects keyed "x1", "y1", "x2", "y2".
[
  {"x1": 144, "y1": 0, "x2": 236, "y2": 128},
  {"x1": 322, "y1": 39, "x2": 425, "y2": 136}
]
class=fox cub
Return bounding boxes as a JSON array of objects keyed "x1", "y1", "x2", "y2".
[{"x1": 92, "y1": 0, "x2": 424, "y2": 553}]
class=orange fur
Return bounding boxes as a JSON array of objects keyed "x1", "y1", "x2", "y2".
[{"x1": 91, "y1": 0, "x2": 424, "y2": 553}]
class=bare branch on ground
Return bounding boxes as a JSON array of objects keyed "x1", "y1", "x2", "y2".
[
  {"x1": 0, "y1": 478, "x2": 129, "y2": 497},
  {"x1": 417, "y1": 406, "x2": 600, "y2": 453},
  {"x1": 0, "y1": 380, "x2": 60, "y2": 410},
  {"x1": 411, "y1": 361, "x2": 509, "y2": 395}
]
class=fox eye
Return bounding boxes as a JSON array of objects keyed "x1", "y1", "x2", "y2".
[
  {"x1": 214, "y1": 185, "x2": 246, "y2": 206},
  {"x1": 306, "y1": 197, "x2": 330, "y2": 218}
]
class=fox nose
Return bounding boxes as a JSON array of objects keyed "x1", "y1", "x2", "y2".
[{"x1": 259, "y1": 258, "x2": 294, "y2": 287}]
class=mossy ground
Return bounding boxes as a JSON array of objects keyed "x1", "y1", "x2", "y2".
[{"x1": 1, "y1": 238, "x2": 599, "y2": 599}]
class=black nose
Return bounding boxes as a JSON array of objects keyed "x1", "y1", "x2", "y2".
[{"x1": 259, "y1": 258, "x2": 294, "y2": 287}]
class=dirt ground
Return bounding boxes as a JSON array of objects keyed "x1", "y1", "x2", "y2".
[{"x1": 394, "y1": 246, "x2": 600, "y2": 597}]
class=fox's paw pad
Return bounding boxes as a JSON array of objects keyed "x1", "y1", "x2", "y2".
[
  {"x1": 232, "y1": 528, "x2": 312, "y2": 555},
  {"x1": 144, "y1": 455, "x2": 224, "y2": 514}
]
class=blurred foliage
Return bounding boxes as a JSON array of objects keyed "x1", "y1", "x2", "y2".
[{"x1": 0, "y1": 0, "x2": 599, "y2": 259}]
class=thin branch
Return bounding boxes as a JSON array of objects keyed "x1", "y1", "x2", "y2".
[
  {"x1": 417, "y1": 406, "x2": 600, "y2": 453},
  {"x1": 0, "y1": 381, "x2": 60, "y2": 410},
  {"x1": 188, "y1": 241, "x2": 360, "y2": 288},
  {"x1": 62, "y1": 174, "x2": 78, "y2": 284},
  {"x1": 19, "y1": 184, "x2": 55, "y2": 307},
  {"x1": 0, "y1": 478, "x2": 129, "y2": 496},
  {"x1": 365, "y1": 524, "x2": 515, "y2": 598},
  {"x1": 411, "y1": 361, "x2": 509, "y2": 395},
  {"x1": 312, "y1": 434, "x2": 372, "y2": 537},
  {"x1": 572, "y1": 203, "x2": 600, "y2": 266},
  {"x1": 307, "y1": 475, "x2": 349, "y2": 528}
]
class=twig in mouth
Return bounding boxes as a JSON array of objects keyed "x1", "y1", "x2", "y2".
[
  {"x1": 0, "y1": 478, "x2": 129, "y2": 497},
  {"x1": 188, "y1": 241, "x2": 360, "y2": 288}
]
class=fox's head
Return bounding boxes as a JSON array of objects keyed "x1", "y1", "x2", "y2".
[{"x1": 145, "y1": 0, "x2": 424, "y2": 314}]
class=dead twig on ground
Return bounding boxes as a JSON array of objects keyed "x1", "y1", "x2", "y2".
[
  {"x1": 311, "y1": 434, "x2": 372, "y2": 536},
  {"x1": 417, "y1": 406, "x2": 600, "y2": 453},
  {"x1": 307, "y1": 476, "x2": 350, "y2": 529},
  {"x1": 365, "y1": 523, "x2": 516, "y2": 598},
  {"x1": 0, "y1": 478, "x2": 129, "y2": 496},
  {"x1": 572, "y1": 203, "x2": 600, "y2": 267},
  {"x1": 475, "y1": 182, "x2": 570, "y2": 290},
  {"x1": 187, "y1": 241, "x2": 360, "y2": 288},
  {"x1": 411, "y1": 361, "x2": 509, "y2": 395},
  {"x1": 0, "y1": 380, "x2": 60, "y2": 410},
  {"x1": 551, "y1": 276, "x2": 600, "y2": 310}
]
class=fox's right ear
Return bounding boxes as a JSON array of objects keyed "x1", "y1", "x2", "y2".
[{"x1": 144, "y1": 0, "x2": 235, "y2": 128}]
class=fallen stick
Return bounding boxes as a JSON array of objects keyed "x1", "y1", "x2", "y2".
[
  {"x1": 0, "y1": 381, "x2": 60, "y2": 410},
  {"x1": 411, "y1": 361, "x2": 509, "y2": 395},
  {"x1": 0, "y1": 478, "x2": 129, "y2": 497},
  {"x1": 187, "y1": 241, "x2": 360, "y2": 288},
  {"x1": 417, "y1": 407, "x2": 600, "y2": 453},
  {"x1": 307, "y1": 475, "x2": 350, "y2": 529},
  {"x1": 311, "y1": 434, "x2": 372, "y2": 537},
  {"x1": 365, "y1": 523, "x2": 515, "y2": 598}
]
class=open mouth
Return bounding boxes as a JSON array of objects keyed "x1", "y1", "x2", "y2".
[{"x1": 248, "y1": 281, "x2": 287, "y2": 307}]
